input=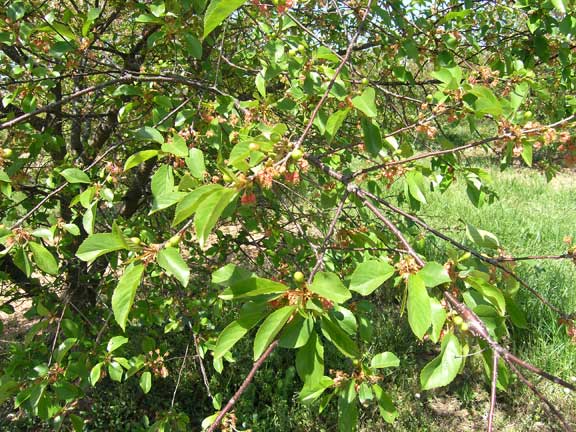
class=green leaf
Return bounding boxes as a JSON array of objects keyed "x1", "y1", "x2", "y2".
[
  {"x1": 203, "y1": 0, "x2": 247, "y2": 39},
  {"x1": 466, "y1": 224, "x2": 500, "y2": 249},
  {"x1": 299, "y1": 376, "x2": 334, "y2": 404},
  {"x1": 509, "y1": 82, "x2": 529, "y2": 112},
  {"x1": 76, "y1": 233, "x2": 127, "y2": 262},
  {"x1": 417, "y1": 262, "x2": 451, "y2": 287},
  {"x1": 194, "y1": 188, "x2": 238, "y2": 248},
  {"x1": 157, "y1": 247, "x2": 190, "y2": 287},
  {"x1": 14, "y1": 247, "x2": 32, "y2": 277},
  {"x1": 320, "y1": 316, "x2": 360, "y2": 358},
  {"x1": 107, "y1": 335, "x2": 129, "y2": 353},
  {"x1": 150, "y1": 192, "x2": 187, "y2": 215},
  {"x1": 82, "y1": 202, "x2": 96, "y2": 235},
  {"x1": 60, "y1": 168, "x2": 90, "y2": 184},
  {"x1": 349, "y1": 260, "x2": 394, "y2": 296},
  {"x1": 370, "y1": 352, "x2": 400, "y2": 369},
  {"x1": 506, "y1": 295, "x2": 528, "y2": 328},
  {"x1": 63, "y1": 223, "x2": 80, "y2": 236},
  {"x1": 213, "y1": 302, "x2": 267, "y2": 358},
  {"x1": 111, "y1": 263, "x2": 145, "y2": 331},
  {"x1": 212, "y1": 263, "x2": 254, "y2": 286},
  {"x1": 420, "y1": 332, "x2": 463, "y2": 390},
  {"x1": 124, "y1": 150, "x2": 160, "y2": 171},
  {"x1": 162, "y1": 134, "x2": 188, "y2": 157},
  {"x1": 296, "y1": 331, "x2": 324, "y2": 386},
  {"x1": 219, "y1": 277, "x2": 288, "y2": 300},
  {"x1": 338, "y1": 380, "x2": 358, "y2": 432},
  {"x1": 466, "y1": 275, "x2": 506, "y2": 315},
  {"x1": 405, "y1": 170, "x2": 428, "y2": 204},
  {"x1": 134, "y1": 126, "x2": 164, "y2": 144},
  {"x1": 330, "y1": 306, "x2": 357, "y2": 335},
  {"x1": 360, "y1": 117, "x2": 383, "y2": 156},
  {"x1": 352, "y1": 87, "x2": 377, "y2": 117},
  {"x1": 7, "y1": 2, "x2": 26, "y2": 21},
  {"x1": 279, "y1": 315, "x2": 313, "y2": 349},
  {"x1": 255, "y1": 71, "x2": 266, "y2": 98},
  {"x1": 552, "y1": 0, "x2": 566, "y2": 13},
  {"x1": 186, "y1": 148, "x2": 206, "y2": 179},
  {"x1": 468, "y1": 86, "x2": 502, "y2": 116},
  {"x1": 431, "y1": 66, "x2": 462, "y2": 90},
  {"x1": 139, "y1": 371, "x2": 152, "y2": 394},
  {"x1": 184, "y1": 33, "x2": 203, "y2": 59},
  {"x1": 108, "y1": 361, "x2": 123, "y2": 382},
  {"x1": 113, "y1": 85, "x2": 143, "y2": 97},
  {"x1": 151, "y1": 165, "x2": 174, "y2": 198},
  {"x1": 309, "y1": 272, "x2": 351, "y2": 304},
  {"x1": 54, "y1": 338, "x2": 77, "y2": 363},
  {"x1": 407, "y1": 274, "x2": 431, "y2": 340},
  {"x1": 90, "y1": 362, "x2": 103, "y2": 386},
  {"x1": 253, "y1": 305, "x2": 296, "y2": 360},
  {"x1": 29, "y1": 242, "x2": 58, "y2": 275},
  {"x1": 372, "y1": 384, "x2": 398, "y2": 424},
  {"x1": 430, "y1": 298, "x2": 447, "y2": 343},
  {"x1": 172, "y1": 184, "x2": 223, "y2": 226},
  {"x1": 325, "y1": 109, "x2": 349, "y2": 143},
  {"x1": 358, "y1": 382, "x2": 373, "y2": 404},
  {"x1": 521, "y1": 142, "x2": 533, "y2": 167}
]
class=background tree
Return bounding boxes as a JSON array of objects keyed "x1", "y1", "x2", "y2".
[{"x1": 0, "y1": 0, "x2": 575, "y2": 431}]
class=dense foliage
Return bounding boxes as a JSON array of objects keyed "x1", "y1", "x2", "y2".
[{"x1": 0, "y1": 0, "x2": 575, "y2": 430}]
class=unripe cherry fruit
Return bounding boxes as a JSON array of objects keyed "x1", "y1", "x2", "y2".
[
  {"x1": 426, "y1": 94, "x2": 434, "y2": 103},
  {"x1": 130, "y1": 237, "x2": 141, "y2": 245},
  {"x1": 459, "y1": 322, "x2": 469, "y2": 332},
  {"x1": 249, "y1": 142, "x2": 260, "y2": 152},
  {"x1": 453, "y1": 316, "x2": 464, "y2": 326},
  {"x1": 166, "y1": 235, "x2": 181, "y2": 247},
  {"x1": 222, "y1": 173, "x2": 232, "y2": 182},
  {"x1": 290, "y1": 149, "x2": 303, "y2": 160},
  {"x1": 293, "y1": 271, "x2": 305, "y2": 283},
  {"x1": 361, "y1": 78, "x2": 369, "y2": 85},
  {"x1": 523, "y1": 111, "x2": 533, "y2": 120},
  {"x1": 2, "y1": 148, "x2": 13, "y2": 158}
]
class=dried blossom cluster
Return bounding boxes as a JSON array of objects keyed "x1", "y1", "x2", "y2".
[
  {"x1": 147, "y1": 349, "x2": 169, "y2": 379},
  {"x1": 395, "y1": 255, "x2": 421, "y2": 278}
]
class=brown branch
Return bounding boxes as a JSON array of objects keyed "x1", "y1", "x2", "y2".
[
  {"x1": 207, "y1": 340, "x2": 279, "y2": 432},
  {"x1": 488, "y1": 350, "x2": 498, "y2": 432},
  {"x1": 0, "y1": 77, "x2": 130, "y2": 131},
  {"x1": 353, "y1": 135, "x2": 500, "y2": 178}
]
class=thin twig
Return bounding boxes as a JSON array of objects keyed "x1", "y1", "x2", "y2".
[
  {"x1": 194, "y1": 334, "x2": 212, "y2": 399},
  {"x1": 207, "y1": 340, "x2": 279, "y2": 432},
  {"x1": 48, "y1": 300, "x2": 69, "y2": 367},
  {"x1": 10, "y1": 144, "x2": 119, "y2": 230},
  {"x1": 171, "y1": 341, "x2": 191, "y2": 408},
  {"x1": 308, "y1": 191, "x2": 350, "y2": 283}
]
